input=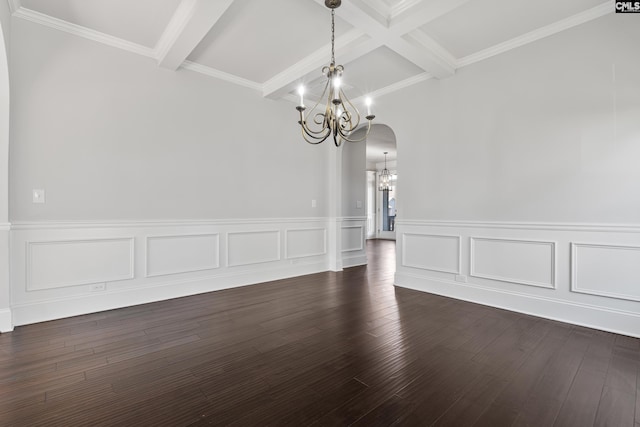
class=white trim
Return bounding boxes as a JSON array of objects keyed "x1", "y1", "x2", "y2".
[
  {"x1": 397, "y1": 219, "x2": 640, "y2": 233},
  {"x1": 365, "y1": 0, "x2": 393, "y2": 20},
  {"x1": 261, "y1": 28, "x2": 372, "y2": 99},
  {"x1": 395, "y1": 272, "x2": 640, "y2": 338},
  {"x1": 7, "y1": 0, "x2": 21, "y2": 14},
  {"x1": 11, "y1": 261, "x2": 328, "y2": 327},
  {"x1": 401, "y1": 233, "x2": 461, "y2": 274},
  {"x1": 154, "y1": 0, "x2": 199, "y2": 65},
  {"x1": 145, "y1": 233, "x2": 220, "y2": 278},
  {"x1": 0, "y1": 223, "x2": 10, "y2": 231},
  {"x1": 340, "y1": 216, "x2": 368, "y2": 222},
  {"x1": 10, "y1": 217, "x2": 327, "y2": 230},
  {"x1": 0, "y1": 309, "x2": 12, "y2": 333},
  {"x1": 469, "y1": 237, "x2": 556, "y2": 290},
  {"x1": 342, "y1": 253, "x2": 367, "y2": 268},
  {"x1": 180, "y1": 61, "x2": 262, "y2": 92},
  {"x1": 457, "y1": 2, "x2": 613, "y2": 68},
  {"x1": 12, "y1": 8, "x2": 155, "y2": 58},
  {"x1": 389, "y1": 0, "x2": 426, "y2": 20},
  {"x1": 571, "y1": 242, "x2": 640, "y2": 302}
]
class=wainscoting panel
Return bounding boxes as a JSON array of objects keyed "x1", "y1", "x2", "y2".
[
  {"x1": 571, "y1": 243, "x2": 640, "y2": 302},
  {"x1": 9, "y1": 218, "x2": 329, "y2": 328},
  {"x1": 341, "y1": 226, "x2": 364, "y2": 252},
  {"x1": 395, "y1": 220, "x2": 640, "y2": 338},
  {"x1": 402, "y1": 233, "x2": 460, "y2": 274},
  {"x1": 27, "y1": 238, "x2": 134, "y2": 291},
  {"x1": 470, "y1": 237, "x2": 555, "y2": 289},
  {"x1": 146, "y1": 234, "x2": 219, "y2": 277},
  {"x1": 340, "y1": 218, "x2": 367, "y2": 268},
  {"x1": 227, "y1": 230, "x2": 281, "y2": 267},
  {"x1": 285, "y1": 228, "x2": 326, "y2": 259}
]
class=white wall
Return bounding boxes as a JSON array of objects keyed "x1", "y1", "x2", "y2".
[
  {"x1": 380, "y1": 14, "x2": 640, "y2": 337},
  {"x1": 5, "y1": 17, "x2": 332, "y2": 329},
  {"x1": 9, "y1": 18, "x2": 328, "y2": 222},
  {"x1": 341, "y1": 140, "x2": 366, "y2": 218}
]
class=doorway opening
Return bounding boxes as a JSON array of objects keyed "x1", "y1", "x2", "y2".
[{"x1": 364, "y1": 124, "x2": 397, "y2": 241}]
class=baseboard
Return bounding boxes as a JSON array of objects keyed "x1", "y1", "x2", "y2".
[
  {"x1": 342, "y1": 254, "x2": 367, "y2": 268},
  {"x1": 11, "y1": 261, "x2": 327, "y2": 327},
  {"x1": 395, "y1": 272, "x2": 640, "y2": 339},
  {"x1": 0, "y1": 308, "x2": 13, "y2": 333}
]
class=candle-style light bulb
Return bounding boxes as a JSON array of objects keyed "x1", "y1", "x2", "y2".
[
  {"x1": 333, "y1": 77, "x2": 341, "y2": 100},
  {"x1": 298, "y1": 85, "x2": 305, "y2": 107},
  {"x1": 365, "y1": 97, "x2": 372, "y2": 116}
]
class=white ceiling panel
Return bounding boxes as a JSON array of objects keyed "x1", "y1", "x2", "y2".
[
  {"x1": 187, "y1": 0, "x2": 353, "y2": 84},
  {"x1": 13, "y1": 0, "x2": 614, "y2": 102},
  {"x1": 420, "y1": 0, "x2": 607, "y2": 59},
  {"x1": 20, "y1": 0, "x2": 182, "y2": 48},
  {"x1": 304, "y1": 45, "x2": 424, "y2": 100}
]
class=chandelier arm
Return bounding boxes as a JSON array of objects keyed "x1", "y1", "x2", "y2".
[
  {"x1": 300, "y1": 120, "x2": 331, "y2": 141},
  {"x1": 340, "y1": 89, "x2": 362, "y2": 129},
  {"x1": 301, "y1": 130, "x2": 329, "y2": 144},
  {"x1": 295, "y1": 0, "x2": 376, "y2": 146}
]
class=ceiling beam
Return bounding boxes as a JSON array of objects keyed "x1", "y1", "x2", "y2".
[
  {"x1": 156, "y1": 0, "x2": 235, "y2": 70},
  {"x1": 388, "y1": 0, "x2": 473, "y2": 36},
  {"x1": 263, "y1": 29, "x2": 381, "y2": 100},
  {"x1": 334, "y1": 0, "x2": 455, "y2": 78},
  {"x1": 264, "y1": 0, "x2": 461, "y2": 100}
]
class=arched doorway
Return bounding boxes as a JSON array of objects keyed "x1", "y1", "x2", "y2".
[{"x1": 364, "y1": 124, "x2": 397, "y2": 240}]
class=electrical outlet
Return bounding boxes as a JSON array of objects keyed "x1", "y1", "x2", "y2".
[
  {"x1": 455, "y1": 275, "x2": 467, "y2": 283},
  {"x1": 90, "y1": 283, "x2": 106, "y2": 292}
]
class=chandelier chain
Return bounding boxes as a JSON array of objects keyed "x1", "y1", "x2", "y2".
[{"x1": 331, "y1": 9, "x2": 335, "y2": 65}]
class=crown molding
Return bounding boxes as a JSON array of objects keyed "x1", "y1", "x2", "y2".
[
  {"x1": 8, "y1": 0, "x2": 21, "y2": 14},
  {"x1": 12, "y1": 7, "x2": 156, "y2": 58},
  {"x1": 180, "y1": 60, "x2": 262, "y2": 92},
  {"x1": 457, "y1": 2, "x2": 613, "y2": 68}
]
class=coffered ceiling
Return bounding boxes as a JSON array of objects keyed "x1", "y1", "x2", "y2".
[{"x1": 7, "y1": 0, "x2": 613, "y2": 161}]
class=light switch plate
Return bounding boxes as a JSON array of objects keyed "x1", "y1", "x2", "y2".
[
  {"x1": 356, "y1": 200, "x2": 362, "y2": 209},
  {"x1": 32, "y1": 189, "x2": 45, "y2": 203},
  {"x1": 311, "y1": 199, "x2": 317, "y2": 208}
]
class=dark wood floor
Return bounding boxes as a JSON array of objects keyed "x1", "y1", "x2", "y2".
[{"x1": 0, "y1": 240, "x2": 638, "y2": 426}]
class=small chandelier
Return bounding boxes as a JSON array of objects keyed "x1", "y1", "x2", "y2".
[
  {"x1": 379, "y1": 152, "x2": 392, "y2": 191},
  {"x1": 296, "y1": 0, "x2": 375, "y2": 147}
]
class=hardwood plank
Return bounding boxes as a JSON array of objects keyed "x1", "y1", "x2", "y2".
[
  {"x1": 0, "y1": 239, "x2": 638, "y2": 426},
  {"x1": 553, "y1": 368, "x2": 606, "y2": 427},
  {"x1": 594, "y1": 386, "x2": 636, "y2": 427}
]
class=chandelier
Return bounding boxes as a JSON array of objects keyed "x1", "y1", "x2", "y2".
[
  {"x1": 379, "y1": 152, "x2": 392, "y2": 191},
  {"x1": 296, "y1": 0, "x2": 375, "y2": 147}
]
